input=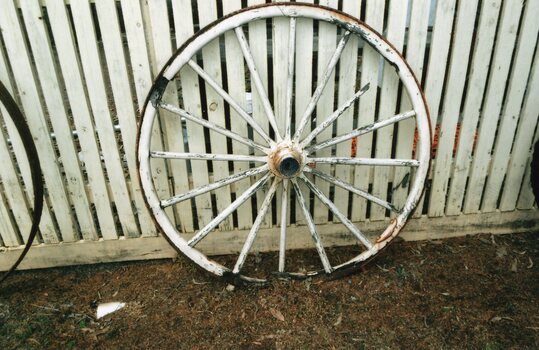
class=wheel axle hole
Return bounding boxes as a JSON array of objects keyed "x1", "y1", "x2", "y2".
[{"x1": 279, "y1": 156, "x2": 300, "y2": 177}]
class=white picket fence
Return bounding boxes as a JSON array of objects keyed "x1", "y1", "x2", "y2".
[{"x1": 0, "y1": 0, "x2": 538, "y2": 270}]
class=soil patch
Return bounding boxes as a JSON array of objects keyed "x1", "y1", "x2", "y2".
[{"x1": 1, "y1": 232, "x2": 538, "y2": 349}]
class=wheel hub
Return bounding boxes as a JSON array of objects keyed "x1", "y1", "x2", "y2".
[{"x1": 268, "y1": 142, "x2": 303, "y2": 178}]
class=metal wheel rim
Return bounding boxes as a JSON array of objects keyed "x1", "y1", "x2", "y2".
[{"x1": 137, "y1": 3, "x2": 431, "y2": 284}]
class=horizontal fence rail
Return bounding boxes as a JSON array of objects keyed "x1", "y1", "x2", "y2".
[{"x1": 0, "y1": 0, "x2": 538, "y2": 270}]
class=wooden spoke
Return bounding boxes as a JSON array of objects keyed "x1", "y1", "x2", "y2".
[
  {"x1": 301, "y1": 83, "x2": 370, "y2": 146},
  {"x1": 293, "y1": 31, "x2": 351, "y2": 141},
  {"x1": 308, "y1": 156, "x2": 420, "y2": 167},
  {"x1": 186, "y1": 60, "x2": 274, "y2": 146},
  {"x1": 160, "y1": 102, "x2": 270, "y2": 153},
  {"x1": 291, "y1": 179, "x2": 333, "y2": 273},
  {"x1": 235, "y1": 26, "x2": 282, "y2": 141},
  {"x1": 305, "y1": 167, "x2": 400, "y2": 213},
  {"x1": 161, "y1": 165, "x2": 269, "y2": 208},
  {"x1": 278, "y1": 179, "x2": 289, "y2": 272},
  {"x1": 233, "y1": 177, "x2": 279, "y2": 273},
  {"x1": 300, "y1": 174, "x2": 373, "y2": 249},
  {"x1": 284, "y1": 17, "x2": 296, "y2": 140},
  {"x1": 150, "y1": 151, "x2": 266, "y2": 163},
  {"x1": 188, "y1": 173, "x2": 271, "y2": 247},
  {"x1": 307, "y1": 110, "x2": 416, "y2": 153}
]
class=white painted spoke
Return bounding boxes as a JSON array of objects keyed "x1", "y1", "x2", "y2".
[
  {"x1": 233, "y1": 177, "x2": 279, "y2": 273},
  {"x1": 308, "y1": 156, "x2": 420, "y2": 167},
  {"x1": 185, "y1": 60, "x2": 274, "y2": 146},
  {"x1": 293, "y1": 31, "x2": 351, "y2": 141},
  {"x1": 235, "y1": 26, "x2": 282, "y2": 141},
  {"x1": 308, "y1": 110, "x2": 416, "y2": 153},
  {"x1": 151, "y1": 151, "x2": 266, "y2": 163},
  {"x1": 284, "y1": 18, "x2": 296, "y2": 140},
  {"x1": 278, "y1": 179, "x2": 289, "y2": 272},
  {"x1": 299, "y1": 174, "x2": 373, "y2": 249},
  {"x1": 301, "y1": 83, "x2": 370, "y2": 147},
  {"x1": 188, "y1": 173, "x2": 271, "y2": 247},
  {"x1": 304, "y1": 167, "x2": 400, "y2": 213},
  {"x1": 291, "y1": 179, "x2": 333, "y2": 273},
  {"x1": 160, "y1": 102, "x2": 270, "y2": 153},
  {"x1": 161, "y1": 164, "x2": 269, "y2": 208}
]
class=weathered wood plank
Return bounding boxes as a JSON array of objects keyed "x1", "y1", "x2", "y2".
[
  {"x1": 391, "y1": 0, "x2": 430, "y2": 211},
  {"x1": 2, "y1": 209, "x2": 537, "y2": 271},
  {"x1": 446, "y1": 0, "x2": 503, "y2": 215},
  {"x1": 20, "y1": 0, "x2": 98, "y2": 240},
  {"x1": 313, "y1": 0, "x2": 338, "y2": 225},
  {"x1": 147, "y1": 0, "x2": 194, "y2": 232},
  {"x1": 0, "y1": 1, "x2": 77, "y2": 241},
  {"x1": 333, "y1": 0, "x2": 361, "y2": 223},
  {"x1": 0, "y1": 49, "x2": 58, "y2": 244},
  {"x1": 248, "y1": 0, "x2": 272, "y2": 227},
  {"x1": 171, "y1": 0, "x2": 213, "y2": 230},
  {"x1": 196, "y1": 1, "x2": 233, "y2": 231},
  {"x1": 223, "y1": 0, "x2": 254, "y2": 229},
  {"x1": 96, "y1": 0, "x2": 160, "y2": 237},
  {"x1": 428, "y1": 0, "x2": 479, "y2": 217},
  {"x1": 69, "y1": 0, "x2": 140, "y2": 237},
  {"x1": 413, "y1": 0, "x2": 457, "y2": 218},
  {"x1": 481, "y1": 0, "x2": 539, "y2": 211},
  {"x1": 120, "y1": 0, "x2": 171, "y2": 235},
  {"x1": 293, "y1": 0, "x2": 315, "y2": 225},
  {"x1": 370, "y1": 0, "x2": 408, "y2": 221},
  {"x1": 352, "y1": 0, "x2": 385, "y2": 222},
  {"x1": 463, "y1": 0, "x2": 524, "y2": 213},
  {"x1": 500, "y1": 45, "x2": 539, "y2": 211}
]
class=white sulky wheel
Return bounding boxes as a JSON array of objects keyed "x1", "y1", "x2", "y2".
[{"x1": 137, "y1": 3, "x2": 431, "y2": 284}]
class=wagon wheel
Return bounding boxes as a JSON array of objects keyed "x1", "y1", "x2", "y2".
[{"x1": 137, "y1": 3, "x2": 431, "y2": 284}]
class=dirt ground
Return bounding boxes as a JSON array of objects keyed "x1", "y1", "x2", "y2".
[{"x1": 1, "y1": 231, "x2": 538, "y2": 349}]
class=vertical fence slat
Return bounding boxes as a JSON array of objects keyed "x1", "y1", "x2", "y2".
[
  {"x1": 120, "y1": 0, "x2": 170, "y2": 235},
  {"x1": 20, "y1": 0, "x2": 99, "y2": 239},
  {"x1": 45, "y1": 0, "x2": 119, "y2": 239},
  {"x1": 272, "y1": 3, "x2": 289, "y2": 136},
  {"x1": 333, "y1": 1, "x2": 361, "y2": 222},
  {"x1": 370, "y1": 0, "x2": 408, "y2": 221},
  {"x1": 0, "y1": 187, "x2": 18, "y2": 246},
  {"x1": 446, "y1": 0, "x2": 502, "y2": 215},
  {"x1": 481, "y1": 0, "x2": 539, "y2": 211},
  {"x1": 69, "y1": 0, "x2": 140, "y2": 237},
  {"x1": 428, "y1": 0, "x2": 479, "y2": 217},
  {"x1": 0, "y1": 110, "x2": 32, "y2": 241},
  {"x1": 312, "y1": 0, "x2": 338, "y2": 225},
  {"x1": 222, "y1": 0, "x2": 253, "y2": 230},
  {"x1": 391, "y1": 0, "x2": 430, "y2": 211},
  {"x1": 197, "y1": 1, "x2": 234, "y2": 231},
  {"x1": 500, "y1": 45, "x2": 539, "y2": 211},
  {"x1": 352, "y1": 0, "x2": 385, "y2": 222},
  {"x1": 171, "y1": 0, "x2": 213, "y2": 229},
  {"x1": 413, "y1": 0, "x2": 457, "y2": 218},
  {"x1": 271, "y1": 0, "x2": 291, "y2": 226},
  {"x1": 463, "y1": 0, "x2": 524, "y2": 213},
  {"x1": 147, "y1": 0, "x2": 194, "y2": 232},
  {"x1": 293, "y1": 0, "x2": 314, "y2": 225},
  {"x1": 95, "y1": 0, "x2": 158, "y2": 236},
  {"x1": 248, "y1": 0, "x2": 271, "y2": 228},
  {"x1": 0, "y1": 47, "x2": 58, "y2": 244},
  {"x1": 0, "y1": 1, "x2": 77, "y2": 241}
]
